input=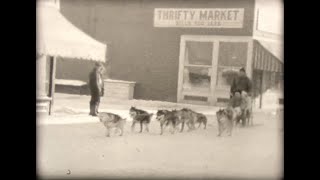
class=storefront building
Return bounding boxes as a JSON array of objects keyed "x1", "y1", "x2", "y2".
[{"x1": 57, "y1": 0, "x2": 283, "y2": 107}]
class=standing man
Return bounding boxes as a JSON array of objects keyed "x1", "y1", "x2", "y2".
[
  {"x1": 89, "y1": 62, "x2": 105, "y2": 116},
  {"x1": 230, "y1": 67, "x2": 252, "y2": 98},
  {"x1": 229, "y1": 67, "x2": 253, "y2": 126}
]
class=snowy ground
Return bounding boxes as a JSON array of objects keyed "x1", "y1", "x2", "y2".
[
  {"x1": 40, "y1": 93, "x2": 281, "y2": 124},
  {"x1": 37, "y1": 93, "x2": 283, "y2": 179}
]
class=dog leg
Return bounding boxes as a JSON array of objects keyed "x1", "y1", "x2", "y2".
[
  {"x1": 170, "y1": 122, "x2": 175, "y2": 134},
  {"x1": 175, "y1": 125, "x2": 180, "y2": 133},
  {"x1": 198, "y1": 122, "x2": 201, "y2": 129},
  {"x1": 236, "y1": 117, "x2": 241, "y2": 127},
  {"x1": 242, "y1": 110, "x2": 247, "y2": 127},
  {"x1": 160, "y1": 123, "x2": 164, "y2": 135},
  {"x1": 247, "y1": 111, "x2": 251, "y2": 126},
  {"x1": 186, "y1": 121, "x2": 191, "y2": 131},
  {"x1": 192, "y1": 121, "x2": 196, "y2": 130},
  {"x1": 250, "y1": 113, "x2": 253, "y2": 126},
  {"x1": 222, "y1": 124, "x2": 227, "y2": 135},
  {"x1": 180, "y1": 121, "x2": 185, "y2": 132},
  {"x1": 145, "y1": 123, "x2": 149, "y2": 132},
  {"x1": 170, "y1": 125, "x2": 174, "y2": 134},
  {"x1": 131, "y1": 121, "x2": 136, "y2": 132},
  {"x1": 241, "y1": 118, "x2": 246, "y2": 127},
  {"x1": 230, "y1": 120, "x2": 234, "y2": 134},
  {"x1": 174, "y1": 121, "x2": 180, "y2": 133},
  {"x1": 186, "y1": 122, "x2": 191, "y2": 132},
  {"x1": 235, "y1": 118, "x2": 239, "y2": 128},
  {"x1": 139, "y1": 122, "x2": 143, "y2": 133},
  {"x1": 119, "y1": 125, "x2": 124, "y2": 136},
  {"x1": 217, "y1": 122, "x2": 221, "y2": 136},
  {"x1": 228, "y1": 122, "x2": 232, "y2": 136}
]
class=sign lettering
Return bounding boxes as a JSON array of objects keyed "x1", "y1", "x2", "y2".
[{"x1": 154, "y1": 8, "x2": 244, "y2": 28}]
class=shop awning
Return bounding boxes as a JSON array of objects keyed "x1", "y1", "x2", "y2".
[
  {"x1": 252, "y1": 38, "x2": 283, "y2": 73},
  {"x1": 36, "y1": 3, "x2": 106, "y2": 61}
]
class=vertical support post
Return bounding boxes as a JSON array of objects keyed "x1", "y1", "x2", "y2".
[
  {"x1": 37, "y1": 55, "x2": 47, "y2": 97},
  {"x1": 260, "y1": 71, "x2": 269, "y2": 109},
  {"x1": 211, "y1": 40, "x2": 219, "y2": 105},
  {"x1": 177, "y1": 36, "x2": 186, "y2": 103},
  {"x1": 36, "y1": 54, "x2": 51, "y2": 118},
  {"x1": 259, "y1": 71, "x2": 263, "y2": 109},
  {"x1": 48, "y1": 56, "x2": 57, "y2": 115},
  {"x1": 246, "y1": 40, "x2": 254, "y2": 79}
]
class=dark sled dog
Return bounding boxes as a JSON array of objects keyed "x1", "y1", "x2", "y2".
[
  {"x1": 129, "y1": 106, "x2": 153, "y2": 133},
  {"x1": 155, "y1": 109, "x2": 180, "y2": 135}
]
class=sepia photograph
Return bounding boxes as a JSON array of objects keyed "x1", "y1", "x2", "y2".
[{"x1": 36, "y1": 0, "x2": 283, "y2": 179}]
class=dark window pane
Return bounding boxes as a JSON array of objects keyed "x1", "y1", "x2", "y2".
[
  {"x1": 218, "y1": 42, "x2": 248, "y2": 67},
  {"x1": 216, "y1": 42, "x2": 248, "y2": 87},
  {"x1": 184, "y1": 96, "x2": 208, "y2": 102},
  {"x1": 217, "y1": 98, "x2": 230, "y2": 103},
  {"x1": 185, "y1": 41, "x2": 213, "y2": 66}
]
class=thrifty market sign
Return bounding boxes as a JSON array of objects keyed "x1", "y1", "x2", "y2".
[{"x1": 154, "y1": 8, "x2": 244, "y2": 28}]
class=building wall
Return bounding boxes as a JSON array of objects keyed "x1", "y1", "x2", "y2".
[{"x1": 57, "y1": 0, "x2": 255, "y2": 102}]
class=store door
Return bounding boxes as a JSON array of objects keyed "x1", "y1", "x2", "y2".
[
  {"x1": 177, "y1": 35, "x2": 253, "y2": 105},
  {"x1": 177, "y1": 40, "x2": 215, "y2": 105}
]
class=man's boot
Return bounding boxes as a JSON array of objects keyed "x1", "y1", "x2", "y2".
[
  {"x1": 96, "y1": 102, "x2": 100, "y2": 114},
  {"x1": 89, "y1": 102, "x2": 94, "y2": 116},
  {"x1": 92, "y1": 102, "x2": 99, "y2": 116},
  {"x1": 241, "y1": 110, "x2": 247, "y2": 127}
]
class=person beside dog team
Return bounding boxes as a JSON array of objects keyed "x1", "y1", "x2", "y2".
[
  {"x1": 228, "y1": 67, "x2": 253, "y2": 126},
  {"x1": 91, "y1": 64, "x2": 253, "y2": 136},
  {"x1": 89, "y1": 62, "x2": 105, "y2": 116},
  {"x1": 230, "y1": 67, "x2": 252, "y2": 100},
  {"x1": 88, "y1": 63, "x2": 251, "y2": 117}
]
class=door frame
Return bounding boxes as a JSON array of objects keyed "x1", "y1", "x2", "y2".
[{"x1": 177, "y1": 35, "x2": 253, "y2": 105}]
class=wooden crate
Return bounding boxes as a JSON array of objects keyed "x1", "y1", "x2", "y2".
[{"x1": 104, "y1": 79, "x2": 136, "y2": 100}]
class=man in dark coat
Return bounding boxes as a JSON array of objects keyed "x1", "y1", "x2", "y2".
[
  {"x1": 89, "y1": 62, "x2": 105, "y2": 116},
  {"x1": 230, "y1": 68, "x2": 252, "y2": 97},
  {"x1": 229, "y1": 68, "x2": 253, "y2": 126}
]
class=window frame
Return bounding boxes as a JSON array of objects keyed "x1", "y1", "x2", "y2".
[{"x1": 177, "y1": 35, "x2": 253, "y2": 105}]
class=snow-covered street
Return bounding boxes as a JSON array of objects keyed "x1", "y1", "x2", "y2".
[{"x1": 37, "y1": 94, "x2": 283, "y2": 179}]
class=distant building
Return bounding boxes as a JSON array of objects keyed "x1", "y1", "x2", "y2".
[{"x1": 56, "y1": 0, "x2": 283, "y2": 108}]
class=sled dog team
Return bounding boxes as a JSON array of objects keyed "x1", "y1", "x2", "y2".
[{"x1": 98, "y1": 106, "x2": 246, "y2": 137}]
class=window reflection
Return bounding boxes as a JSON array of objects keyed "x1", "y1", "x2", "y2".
[
  {"x1": 183, "y1": 67, "x2": 211, "y2": 92},
  {"x1": 216, "y1": 42, "x2": 248, "y2": 87}
]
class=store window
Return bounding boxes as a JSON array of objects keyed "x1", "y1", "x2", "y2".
[
  {"x1": 185, "y1": 41, "x2": 212, "y2": 66},
  {"x1": 178, "y1": 35, "x2": 252, "y2": 105},
  {"x1": 182, "y1": 41, "x2": 213, "y2": 94},
  {"x1": 216, "y1": 42, "x2": 248, "y2": 88},
  {"x1": 183, "y1": 66, "x2": 211, "y2": 93}
]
